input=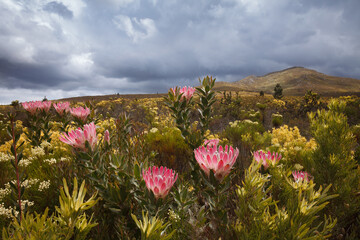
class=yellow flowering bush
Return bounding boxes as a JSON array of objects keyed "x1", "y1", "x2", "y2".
[
  {"x1": 269, "y1": 125, "x2": 316, "y2": 166},
  {"x1": 272, "y1": 99, "x2": 286, "y2": 109},
  {"x1": 97, "y1": 117, "x2": 116, "y2": 134}
]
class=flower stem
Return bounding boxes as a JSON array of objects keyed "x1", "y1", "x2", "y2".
[{"x1": 10, "y1": 117, "x2": 22, "y2": 221}]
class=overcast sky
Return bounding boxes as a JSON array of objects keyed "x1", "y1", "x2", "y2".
[{"x1": 0, "y1": 0, "x2": 360, "y2": 104}]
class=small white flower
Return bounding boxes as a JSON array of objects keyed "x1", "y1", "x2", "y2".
[
  {"x1": 59, "y1": 157, "x2": 70, "y2": 162},
  {"x1": 38, "y1": 180, "x2": 51, "y2": 191},
  {"x1": 31, "y1": 146, "x2": 45, "y2": 157},
  {"x1": 40, "y1": 141, "x2": 52, "y2": 149},
  {"x1": 44, "y1": 158, "x2": 57, "y2": 165},
  {"x1": 0, "y1": 153, "x2": 14, "y2": 163},
  {"x1": 0, "y1": 186, "x2": 11, "y2": 201},
  {"x1": 150, "y1": 128, "x2": 158, "y2": 133},
  {"x1": 0, "y1": 203, "x2": 14, "y2": 218},
  {"x1": 19, "y1": 158, "x2": 32, "y2": 167}
]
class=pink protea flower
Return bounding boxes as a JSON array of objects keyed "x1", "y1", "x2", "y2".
[
  {"x1": 104, "y1": 130, "x2": 110, "y2": 145},
  {"x1": 253, "y1": 150, "x2": 282, "y2": 169},
  {"x1": 38, "y1": 101, "x2": 52, "y2": 112},
  {"x1": 292, "y1": 171, "x2": 310, "y2": 183},
  {"x1": 22, "y1": 101, "x2": 42, "y2": 115},
  {"x1": 203, "y1": 139, "x2": 220, "y2": 148},
  {"x1": 194, "y1": 144, "x2": 239, "y2": 181},
  {"x1": 59, "y1": 122, "x2": 98, "y2": 151},
  {"x1": 142, "y1": 166, "x2": 178, "y2": 199},
  {"x1": 70, "y1": 106, "x2": 90, "y2": 122},
  {"x1": 179, "y1": 86, "x2": 195, "y2": 101},
  {"x1": 53, "y1": 102, "x2": 70, "y2": 116}
]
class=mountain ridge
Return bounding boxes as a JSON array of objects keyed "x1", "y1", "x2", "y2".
[{"x1": 214, "y1": 67, "x2": 360, "y2": 95}]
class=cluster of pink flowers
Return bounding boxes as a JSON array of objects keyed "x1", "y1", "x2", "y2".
[
  {"x1": 194, "y1": 139, "x2": 239, "y2": 181},
  {"x1": 253, "y1": 150, "x2": 282, "y2": 169},
  {"x1": 170, "y1": 86, "x2": 195, "y2": 102},
  {"x1": 59, "y1": 122, "x2": 98, "y2": 151},
  {"x1": 142, "y1": 166, "x2": 178, "y2": 199},
  {"x1": 22, "y1": 100, "x2": 52, "y2": 114},
  {"x1": 70, "y1": 106, "x2": 90, "y2": 122},
  {"x1": 292, "y1": 171, "x2": 310, "y2": 183},
  {"x1": 53, "y1": 102, "x2": 70, "y2": 116}
]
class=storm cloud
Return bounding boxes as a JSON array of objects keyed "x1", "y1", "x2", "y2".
[{"x1": 0, "y1": 0, "x2": 359, "y2": 104}]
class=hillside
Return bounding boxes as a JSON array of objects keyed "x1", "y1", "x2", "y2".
[{"x1": 214, "y1": 67, "x2": 360, "y2": 96}]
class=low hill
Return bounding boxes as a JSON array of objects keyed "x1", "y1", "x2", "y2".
[{"x1": 214, "y1": 67, "x2": 360, "y2": 96}]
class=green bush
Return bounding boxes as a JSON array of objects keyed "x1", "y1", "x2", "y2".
[
  {"x1": 145, "y1": 127, "x2": 192, "y2": 172},
  {"x1": 271, "y1": 113, "x2": 283, "y2": 127},
  {"x1": 256, "y1": 102, "x2": 266, "y2": 110},
  {"x1": 306, "y1": 99, "x2": 360, "y2": 238},
  {"x1": 234, "y1": 163, "x2": 336, "y2": 239},
  {"x1": 224, "y1": 119, "x2": 270, "y2": 171}
]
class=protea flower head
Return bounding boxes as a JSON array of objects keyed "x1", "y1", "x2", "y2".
[
  {"x1": 53, "y1": 102, "x2": 70, "y2": 116},
  {"x1": 142, "y1": 166, "x2": 178, "y2": 199},
  {"x1": 253, "y1": 150, "x2": 282, "y2": 169},
  {"x1": 70, "y1": 106, "x2": 90, "y2": 122},
  {"x1": 170, "y1": 86, "x2": 195, "y2": 102},
  {"x1": 292, "y1": 171, "x2": 310, "y2": 183},
  {"x1": 39, "y1": 101, "x2": 52, "y2": 112},
  {"x1": 22, "y1": 101, "x2": 42, "y2": 115},
  {"x1": 194, "y1": 143, "x2": 239, "y2": 181},
  {"x1": 179, "y1": 86, "x2": 195, "y2": 101},
  {"x1": 59, "y1": 122, "x2": 97, "y2": 151}
]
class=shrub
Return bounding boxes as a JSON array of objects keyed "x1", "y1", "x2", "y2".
[
  {"x1": 256, "y1": 102, "x2": 266, "y2": 110},
  {"x1": 273, "y1": 83, "x2": 283, "y2": 99},
  {"x1": 269, "y1": 125, "x2": 316, "y2": 167},
  {"x1": 271, "y1": 113, "x2": 283, "y2": 127},
  {"x1": 145, "y1": 127, "x2": 192, "y2": 172},
  {"x1": 10, "y1": 100, "x2": 20, "y2": 108},
  {"x1": 234, "y1": 163, "x2": 336, "y2": 239},
  {"x1": 306, "y1": 99, "x2": 360, "y2": 238},
  {"x1": 224, "y1": 119, "x2": 270, "y2": 171},
  {"x1": 300, "y1": 90, "x2": 322, "y2": 114}
]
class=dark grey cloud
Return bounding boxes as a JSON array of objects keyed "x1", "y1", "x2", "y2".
[
  {"x1": 43, "y1": 1, "x2": 73, "y2": 19},
  {"x1": 0, "y1": 0, "x2": 359, "y2": 104},
  {"x1": 0, "y1": 58, "x2": 72, "y2": 89}
]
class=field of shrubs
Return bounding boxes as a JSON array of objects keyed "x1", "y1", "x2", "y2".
[{"x1": 1, "y1": 76, "x2": 360, "y2": 239}]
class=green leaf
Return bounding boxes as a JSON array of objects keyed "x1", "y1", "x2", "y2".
[{"x1": 134, "y1": 163, "x2": 141, "y2": 179}]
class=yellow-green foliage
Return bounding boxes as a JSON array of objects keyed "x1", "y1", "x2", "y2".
[
  {"x1": 2, "y1": 208, "x2": 59, "y2": 240},
  {"x1": 234, "y1": 163, "x2": 337, "y2": 239},
  {"x1": 225, "y1": 119, "x2": 269, "y2": 149},
  {"x1": 131, "y1": 211, "x2": 175, "y2": 240},
  {"x1": 305, "y1": 99, "x2": 360, "y2": 237},
  {"x1": 2, "y1": 178, "x2": 98, "y2": 240}
]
